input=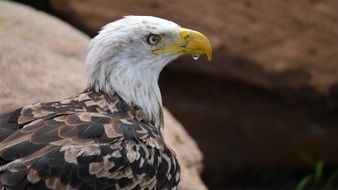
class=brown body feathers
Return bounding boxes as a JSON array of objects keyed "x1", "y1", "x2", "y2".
[{"x1": 0, "y1": 90, "x2": 180, "y2": 190}]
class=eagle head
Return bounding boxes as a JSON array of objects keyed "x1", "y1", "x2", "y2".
[{"x1": 86, "y1": 16, "x2": 212, "y2": 126}]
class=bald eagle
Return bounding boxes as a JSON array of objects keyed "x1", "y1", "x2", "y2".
[{"x1": 0, "y1": 16, "x2": 212, "y2": 190}]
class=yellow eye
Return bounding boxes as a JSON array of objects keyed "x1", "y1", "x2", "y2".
[{"x1": 146, "y1": 34, "x2": 161, "y2": 45}]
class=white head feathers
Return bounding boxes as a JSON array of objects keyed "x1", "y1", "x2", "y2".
[{"x1": 86, "y1": 16, "x2": 181, "y2": 126}]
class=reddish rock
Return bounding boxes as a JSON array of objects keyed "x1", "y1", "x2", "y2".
[{"x1": 48, "y1": 0, "x2": 338, "y2": 92}]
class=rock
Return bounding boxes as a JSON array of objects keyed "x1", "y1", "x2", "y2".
[
  {"x1": 45, "y1": 0, "x2": 338, "y2": 188},
  {"x1": 0, "y1": 0, "x2": 88, "y2": 112},
  {"x1": 0, "y1": 1, "x2": 207, "y2": 189},
  {"x1": 163, "y1": 110, "x2": 207, "y2": 190},
  {"x1": 48, "y1": 0, "x2": 338, "y2": 94}
]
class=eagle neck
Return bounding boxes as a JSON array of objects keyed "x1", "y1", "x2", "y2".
[{"x1": 86, "y1": 62, "x2": 165, "y2": 129}]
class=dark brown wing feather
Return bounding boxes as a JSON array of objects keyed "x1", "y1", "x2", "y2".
[
  {"x1": 0, "y1": 108, "x2": 23, "y2": 142},
  {"x1": 0, "y1": 91, "x2": 180, "y2": 190}
]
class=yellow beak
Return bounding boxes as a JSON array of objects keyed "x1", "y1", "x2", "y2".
[{"x1": 153, "y1": 28, "x2": 212, "y2": 61}]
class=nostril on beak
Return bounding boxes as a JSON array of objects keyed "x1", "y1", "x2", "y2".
[{"x1": 183, "y1": 34, "x2": 191, "y2": 40}]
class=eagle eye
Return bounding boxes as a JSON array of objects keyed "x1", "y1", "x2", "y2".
[{"x1": 146, "y1": 34, "x2": 161, "y2": 45}]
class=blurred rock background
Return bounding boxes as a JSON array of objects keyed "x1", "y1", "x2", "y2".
[{"x1": 4, "y1": 0, "x2": 338, "y2": 189}]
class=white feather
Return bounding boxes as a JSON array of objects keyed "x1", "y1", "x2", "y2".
[{"x1": 85, "y1": 16, "x2": 180, "y2": 127}]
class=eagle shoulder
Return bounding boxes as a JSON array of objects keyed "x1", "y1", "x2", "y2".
[{"x1": 0, "y1": 91, "x2": 180, "y2": 190}]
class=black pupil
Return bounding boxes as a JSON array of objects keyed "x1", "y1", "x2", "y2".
[{"x1": 149, "y1": 35, "x2": 159, "y2": 44}]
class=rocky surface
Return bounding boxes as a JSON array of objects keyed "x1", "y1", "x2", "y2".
[
  {"x1": 0, "y1": 0, "x2": 88, "y2": 111},
  {"x1": 0, "y1": 1, "x2": 207, "y2": 189},
  {"x1": 48, "y1": 0, "x2": 338, "y2": 94},
  {"x1": 43, "y1": 0, "x2": 338, "y2": 188}
]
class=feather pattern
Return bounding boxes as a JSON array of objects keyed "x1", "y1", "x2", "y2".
[{"x1": 0, "y1": 90, "x2": 180, "y2": 190}]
